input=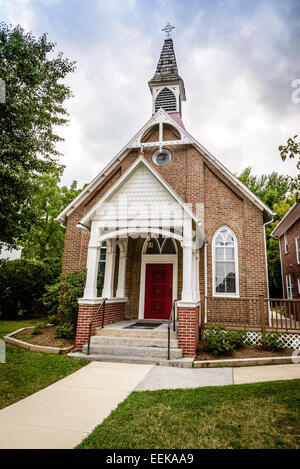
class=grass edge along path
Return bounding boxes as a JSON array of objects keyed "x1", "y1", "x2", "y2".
[
  {"x1": 0, "y1": 320, "x2": 87, "y2": 410},
  {"x1": 77, "y1": 379, "x2": 300, "y2": 449}
]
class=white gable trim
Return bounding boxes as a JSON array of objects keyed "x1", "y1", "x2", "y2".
[
  {"x1": 56, "y1": 108, "x2": 273, "y2": 225},
  {"x1": 79, "y1": 156, "x2": 201, "y2": 227}
]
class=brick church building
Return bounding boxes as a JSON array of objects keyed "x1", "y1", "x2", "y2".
[{"x1": 57, "y1": 32, "x2": 273, "y2": 360}]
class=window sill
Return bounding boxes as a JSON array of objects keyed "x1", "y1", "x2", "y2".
[{"x1": 212, "y1": 294, "x2": 240, "y2": 299}]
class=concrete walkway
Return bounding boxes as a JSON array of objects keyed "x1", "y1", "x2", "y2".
[
  {"x1": 135, "y1": 366, "x2": 233, "y2": 390},
  {"x1": 233, "y1": 363, "x2": 300, "y2": 384},
  {"x1": 0, "y1": 362, "x2": 299, "y2": 449},
  {"x1": 135, "y1": 363, "x2": 300, "y2": 391},
  {"x1": 0, "y1": 361, "x2": 152, "y2": 449}
]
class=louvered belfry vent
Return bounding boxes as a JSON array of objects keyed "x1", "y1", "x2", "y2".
[
  {"x1": 148, "y1": 37, "x2": 186, "y2": 118},
  {"x1": 155, "y1": 87, "x2": 177, "y2": 112}
]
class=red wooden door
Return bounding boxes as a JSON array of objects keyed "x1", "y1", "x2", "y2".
[{"x1": 144, "y1": 264, "x2": 173, "y2": 319}]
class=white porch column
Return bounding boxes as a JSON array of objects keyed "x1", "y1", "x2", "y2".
[
  {"x1": 181, "y1": 217, "x2": 194, "y2": 302},
  {"x1": 194, "y1": 248, "x2": 200, "y2": 302},
  {"x1": 102, "y1": 239, "x2": 116, "y2": 299},
  {"x1": 116, "y1": 239, "x2": 128, "y2": 298},
  {"x1": 84, "y1": 246, "x2": 99, "y2": 298}
]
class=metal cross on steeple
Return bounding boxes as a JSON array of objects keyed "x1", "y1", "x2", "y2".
[{"x1": 162, "y1": 22, "x2": 175, "y2": 38}]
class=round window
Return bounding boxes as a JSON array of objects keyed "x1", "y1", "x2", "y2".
[{"x1": 152, "y1": 149, "x2": 171, "y2": 166}]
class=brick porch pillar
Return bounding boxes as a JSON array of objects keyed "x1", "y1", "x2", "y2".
[
  {"x1": 75, "y1": 299, "x2": 127, "y2": 350},
  {"x1": 177, "y1": 303, "x2": 200, "y2": 356}
]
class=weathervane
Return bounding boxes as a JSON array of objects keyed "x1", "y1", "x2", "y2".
[{"x1": 162, "y1": 22, "x2": 175, "y2": 38}]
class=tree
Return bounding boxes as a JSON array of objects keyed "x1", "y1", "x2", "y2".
[
  {"x1": 0, "y1": 258, "x2": 55, "y2": 319},
  {"x1": 0, "y1": 23, "x2": 76, "y2": 247},
  {"x1": 279, "y1": 135, "x2": 300, "y2": 193},
  {"x1": 20, "y1": 168, "x2": 84, "y2": 277},
  {"x1": 237, "y1": 167, "x2": 295, "y2": 297},
  {"x1": 238, "y1": 167, "x2": 290, "y2": 207}
]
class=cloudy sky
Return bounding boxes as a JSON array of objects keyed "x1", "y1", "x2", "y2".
[{"x1": 1, "y1": 0, "x2": 300, "y2": 187}]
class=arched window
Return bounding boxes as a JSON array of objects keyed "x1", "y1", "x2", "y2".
[
  {"x1": 144, "y1": 236, "x2": 176, "y2": 255},
  {"x1": 155, "y1": 87, "x2": 176, "y2": 112},
  {"x1": 212, "y1": 227, "x2": 239, "y2": 296}
]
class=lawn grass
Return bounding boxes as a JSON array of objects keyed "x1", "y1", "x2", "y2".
[
  {"x1": 0, "y1": 319, "x2": 87, "y2": 410},
  {"x1": 0, "y1": 319, "x2": 41, "y2": 339},
  {"x1": 77, "y1": 379, "x2": 300, "y2": 449}
]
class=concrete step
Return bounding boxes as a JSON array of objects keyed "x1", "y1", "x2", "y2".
[
  {"x1": 82, "y1": 344, "x2": 183, "y2": 359},
  {"x1": 68, "y1": 352, "x2": 194, "y2": 368},
  {"x1": 95, "y1": 327, "x2": 177, "y2": 340},
  {"x1": 90, "y1": 335, "x2": 179, "y2": 348}
]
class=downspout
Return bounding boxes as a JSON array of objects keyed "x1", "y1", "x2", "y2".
[
  {"x1": 204, "y1": 241, "x2": 207, "y2": 322},
  {"x1": 263, "y1": 218, "x2": 273, "y2": 326}
]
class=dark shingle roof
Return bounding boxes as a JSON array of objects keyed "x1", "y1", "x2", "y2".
[{"x1": 149, "y1": 38, "x2": 182, "y2": 83}]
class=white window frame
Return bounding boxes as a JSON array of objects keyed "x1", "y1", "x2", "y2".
[
  {"x1": 295, "y1": 237, "x2": 300, "y2": 264},
  {"x1": 297, "y1": 278, "x2": 300, "y2": 296},
  {"x1": 284, "y1": 232, "x2": 288, "y2": 254},
  {"x1": 212, "y1": 226, "x2": 239, "y2": 298},
  {"x1": 286, "y1": 275, "x2": 294, "y2": 299}
]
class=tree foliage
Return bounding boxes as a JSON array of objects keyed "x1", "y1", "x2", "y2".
[
  {"x1": 279, "y1": 135, "x2": 300, "y2": 193},
  {"x1": 42, "y1": 270, "x2": 87, "y2": 337},
  {"x1": 20, "y1": 168, "x2": 84, "y2": 276},
  {"x1": 0, "y1": 258, "x2": 55, "y2": 319},
  {"x1": 238, "y1": 167, "x2": 295, "y2": 297},
  {"x1": 238, "y1": 167, "x2": 290, "y2": 207},
  {"x1": 0, "y1": 23, "x2": 76, "y2": 246}
]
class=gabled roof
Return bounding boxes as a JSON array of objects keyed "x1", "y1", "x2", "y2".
[
  {"x1": 79, "y1": 156, "x2": 201, "y2": 228},
  {"x1": 270, "y1": 198, "x2": 300, "y2": 237},
  {"x1": 56, "y1": 107, "x2": 274, "y2": 225}
]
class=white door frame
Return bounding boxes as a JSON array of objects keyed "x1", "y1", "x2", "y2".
[{"x1": 138, "y1": 254, "x2": 178, "y2": 319}]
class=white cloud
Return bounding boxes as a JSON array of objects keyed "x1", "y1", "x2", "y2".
[
  {"x1": 2, "y1": 0, "x2": 299, "y2": 188},
  {"x1": 2, "y1": 0, "x2": 35, "y2": 30}
]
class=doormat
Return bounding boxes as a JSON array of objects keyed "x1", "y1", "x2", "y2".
[{"x1": 124, "y1": 322, "x2": 162, "y2": 330}]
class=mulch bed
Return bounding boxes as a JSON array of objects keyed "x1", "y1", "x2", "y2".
[
  {"x1": 196, "y1": 344, "x2": 293, "y2": 361},
  {"x1": 15, "y1": 325, "x2": 74, "y2": 348}
]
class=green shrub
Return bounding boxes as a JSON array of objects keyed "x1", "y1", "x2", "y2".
[
  {"x1": 54, "y1": 324, "x2": 74, "y2": 340},
  {"x1": 42, "y1": 269, "x2": 86, "y2": 335},
  {"x1": 0, "y1": 258, "x2": 56, "y2": 320},
  {"x1": 260, "y1": 331, "x2": 284, "y2": 352},
  {"x1": 47, "y1": 314, "x2": 58, "y2": 325},
  {"x1": 32, "y1": 321, "x2": 47, "y2": 335},
  {"x1": 203, "y1": 325, "x2": 247, "y2": 355}
]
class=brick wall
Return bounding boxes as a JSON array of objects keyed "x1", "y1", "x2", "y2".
[
  {"x1": 280, "y1": 221, "x2": 300, "y2": 298},
  {"x1": 205, "y1": 297, "x2": 268, "y2": 328},
  {"x1": 177, "y1": 305, "x2": 199, "y2": 356},
  {"x1": 62, "y1": 123, "x2": 269, "y2": 345},
  {"x1": 75, "y1": 301, "x2": 126, "y2": 349}
]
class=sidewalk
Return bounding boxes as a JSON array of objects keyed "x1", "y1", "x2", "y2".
[
  {"x1": 135, "y1": 363, "x2": 300, "y2": 391},
  {"x1": 0, "y1": 361, "x2": 152, "y2": 449},
  {"x1": 0, "y1": 362, "x2": 299, "y2": 449}
]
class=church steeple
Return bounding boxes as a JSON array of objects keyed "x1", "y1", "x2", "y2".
[{"x1": 148, "y1": 25, "x2": 186, "y2": 117}]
